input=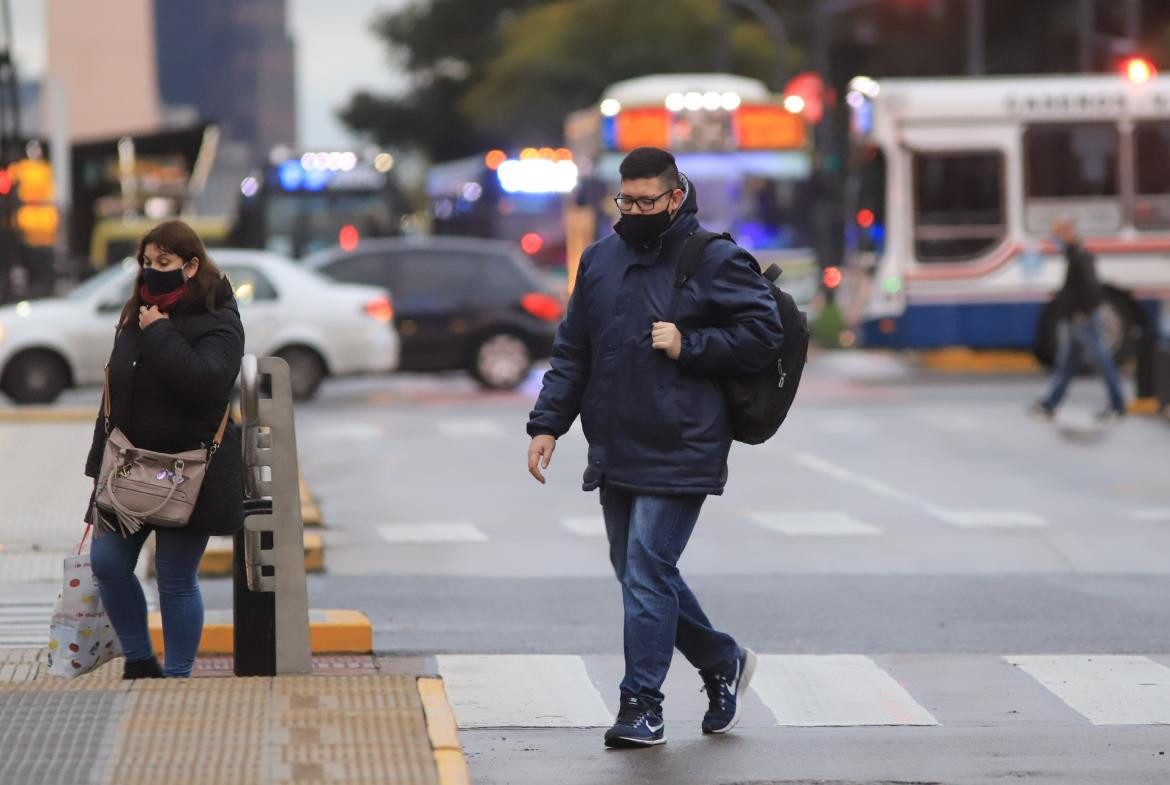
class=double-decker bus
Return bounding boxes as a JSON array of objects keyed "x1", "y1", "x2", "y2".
[
  {"x1": 564, "y1": 73, "x2": 817, "y2": 299},
  {"x1": 230, "y1": 148, "x2": 402, "y2": 258},
  {"x1": 426, "y1": 148, "x2": 576, "y2": 270},
  {"x1": 842, "y1": 72, "x2": 1170, "y2": 364}
]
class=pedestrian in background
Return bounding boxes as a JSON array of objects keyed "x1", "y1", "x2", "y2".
[
  {"x1": 84, "y1": 220, "x2": 245, "y2": 679},
  {"x1": 526, "y1": 147, "x2": 784, "y2": 748},
  {"x1": 1032, "y1": 217, "x2": 1127, "y2": 421}
]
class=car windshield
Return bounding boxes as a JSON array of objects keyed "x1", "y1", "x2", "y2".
[{"x1": 64, "y1": 262, "x2": 134, "y2": 301}]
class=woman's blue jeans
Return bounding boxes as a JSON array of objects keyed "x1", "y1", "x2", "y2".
[
  {"x1": 90, "y1": 528, "x2": 210, "y2": 677},
  {"x1": 601, "y1": 486, "x2": 741, "y2": 706}
]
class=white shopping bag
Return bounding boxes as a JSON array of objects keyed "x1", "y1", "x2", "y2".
[{"x1": 47, "y1": 526, "x2": 121, "y2": 678}]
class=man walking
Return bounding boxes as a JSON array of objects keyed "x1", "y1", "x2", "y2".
[
  {"x1": 1032, "y1": 217, "x2": 1126, "y2": 421},
  {"x1": 526, "y1": 147, "x2": 784, "y2": 748}
]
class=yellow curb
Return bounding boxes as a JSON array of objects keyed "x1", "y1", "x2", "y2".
[
  {"x1": 148, "y1": 608, "x2": 372, "y2": 654},
  {"x1": 1129, "y1": 397, "x2": 1163, "y2": 415},
  {"x1": 151, "y1": 532, "x2": 324, "y2": 578},
  {"x1": 0, "y1": 407, "x2": 95, "y2": 422},
  {"x1": 919, "y1": 348, "x2": 1040, "y2": 373},
  {"x1": 299, "y1": 470, "x2": 323, "y2": 527},
  {"x1": 418, "y1": 677, "x2": 471, "y2": 785}
]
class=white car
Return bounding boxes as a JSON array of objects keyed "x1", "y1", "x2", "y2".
[{"x1": 0, "y1": 248, "x2": 399, "y2": 403}]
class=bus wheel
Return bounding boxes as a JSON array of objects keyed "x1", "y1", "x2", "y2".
[
  {"x1": 470, "y1": 332, "x2": 532, "y2": 390},
  {"x1": 1033, "y1": 288, "x2": 1143, "y2": 370}
]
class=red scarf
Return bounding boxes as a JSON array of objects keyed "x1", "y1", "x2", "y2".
[{"x1": 140, "y1": 283, "x2": 189, "y2": 311}]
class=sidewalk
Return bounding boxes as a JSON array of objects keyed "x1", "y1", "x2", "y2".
[{"x1": 0, "y1": 649, "x2": 468, "y2": 785}]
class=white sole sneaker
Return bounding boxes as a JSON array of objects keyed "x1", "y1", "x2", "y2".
[{"x1": 709, "y1": 647, "x2": 757, "y2": 734}]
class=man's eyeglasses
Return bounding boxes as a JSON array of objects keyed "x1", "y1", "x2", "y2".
[{"x1": 614, "y1": 189, "x2": 674, "y2": 213}]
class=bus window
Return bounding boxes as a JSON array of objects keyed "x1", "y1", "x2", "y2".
[
  {"x1": 912, "y1": 152, "x2": 1005, "y2": 263},
  {"x1": 1024, "y1": 123, "x2": 1120, "y2": 234},
  {"x1": 1134, "y1": 121, "x2": 1170, "y2": 230}
]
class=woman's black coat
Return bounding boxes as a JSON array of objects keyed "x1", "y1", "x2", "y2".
[{"x1": 84, "y1": 279, "x2": 246, "y2": 536}]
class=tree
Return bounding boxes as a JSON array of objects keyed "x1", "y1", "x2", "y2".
[
  {"x1": 341, "y1": 0, "x2": 788, "y2": 159},
  {"x1": 461, "y1": 0, "x2": 783, "y2": 144},
  {"x1": 339, "y1": 0, "x2": 551, "y2": 161}
]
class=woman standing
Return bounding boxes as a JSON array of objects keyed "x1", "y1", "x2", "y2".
[{"x1": 84, "y1": 220, "x2": 245, "y2": 679}]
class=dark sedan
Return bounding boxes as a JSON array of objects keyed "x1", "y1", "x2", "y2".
[{"x1": 306, "y1": 237, "x2": 562, "y2": 389}]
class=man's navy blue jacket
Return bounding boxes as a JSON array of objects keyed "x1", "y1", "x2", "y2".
[{"x1": 527, "y1": 179, "x2": 784, "y2": 496}]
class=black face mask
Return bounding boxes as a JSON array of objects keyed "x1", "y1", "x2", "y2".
[
  {"x1": 141, "y1": 266, "x2": 187, "y2": 296},
  {"x1": 615, "y1": 209, "x2": 673, "y2": 248}
]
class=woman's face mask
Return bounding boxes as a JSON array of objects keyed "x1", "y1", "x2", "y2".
[{"x1": 141, "y1": 265, "x2": 189, "y2": 295}]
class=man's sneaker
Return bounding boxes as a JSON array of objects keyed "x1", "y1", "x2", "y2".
[
  {"x1": 603, "y1": 694, "x2": 665, "y2": 749},
  {"x1": 1095, "y1": 406, "x2": 1126, "y2": 423},
  {"x1": 700, "y1": 648, "x2": 757, "y2": 734},
  {"x1": 1028, "y1": 401, "x2": 1055, "y2": 421}
]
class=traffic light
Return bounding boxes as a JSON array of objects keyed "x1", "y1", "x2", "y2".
[{"x1": 7, "y1": 159, "x2": 58, "y2": 246}]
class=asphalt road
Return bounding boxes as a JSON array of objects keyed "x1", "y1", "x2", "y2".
[{"x1": 18, "y1": 351, "x2": 1169, "y2": 784}]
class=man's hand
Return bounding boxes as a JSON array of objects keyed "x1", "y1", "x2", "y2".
[
  {"x1": 528, "y1": 434, "x2": 556, "y2": 484},
  {"x1": 651, "y1": 321, "x2": 682, "y2": 360},
  {"x1": 139, "y1": 305, "x2": 168, "y2": 330}
]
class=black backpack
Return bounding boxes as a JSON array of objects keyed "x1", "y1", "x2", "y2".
[{"x1": 670, "y1": 230, "x2": 809, "y2": 445}]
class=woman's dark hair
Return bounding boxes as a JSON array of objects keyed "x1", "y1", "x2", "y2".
[
  {"x1": 118, "y1": 220, "x2": 225, "y2": 329},
  {"x1": 619, "y1": 147, "x2": 681, "y2": 190}
]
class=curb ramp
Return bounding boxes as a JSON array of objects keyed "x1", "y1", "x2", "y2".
[{"x1": 0, "y1": 648, "x2": 469, "y2": 785}]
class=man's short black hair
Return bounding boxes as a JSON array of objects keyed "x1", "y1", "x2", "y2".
[{"x1": 619, "y1": 147, "x2": 681, "y2": 190}]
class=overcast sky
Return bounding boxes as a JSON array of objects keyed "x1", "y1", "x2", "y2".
[{"x1": 9, "y1": 0, "x2": 411, "y2": 147}]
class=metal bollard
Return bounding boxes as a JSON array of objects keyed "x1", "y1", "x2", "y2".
[{"x1": 233, "y1": 354, "x2": 312, "y2": 676}]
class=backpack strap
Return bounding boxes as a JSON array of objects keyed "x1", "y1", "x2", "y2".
[{"x1": 669, "y1": 230, "x2": 732, "y2": 321}]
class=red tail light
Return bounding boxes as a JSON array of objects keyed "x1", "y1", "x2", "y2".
[
  {"x1": 521, "y1": 292, "x2": 563, "y2": 321},
  {"x1": 364, "y1": 296, "x2": 394, "y2": 323}
]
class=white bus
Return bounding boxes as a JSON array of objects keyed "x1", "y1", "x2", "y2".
[{"x1": 843, "y1": 73, "x2": 1170, "y2": 364}]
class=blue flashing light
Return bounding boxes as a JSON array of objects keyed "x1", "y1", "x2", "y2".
[
  {"x1": 869, "y1": 222, "x2": 886, "y2": 248},
  {"x1": 278, "y1": 160, "x2": 305, "y2": 191},
  {"x1": 302, "y1": 168, "x2": 332, "y2": 192},
  {"x1": 601, "y1": 115, "x2": 617, "y2": 151}
]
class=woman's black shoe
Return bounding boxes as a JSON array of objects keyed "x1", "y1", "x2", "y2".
[{"x1": 122, "y1": 657, "x2": 164, "y2": 679}]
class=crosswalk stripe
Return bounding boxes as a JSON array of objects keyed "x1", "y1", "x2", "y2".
[
  {"x1": 436, "y1": 418, "x2": 505, "y2": 438},
  {"x1": 1006, "y1": 655, "x2": 1170, "y2": 725},
  {"x1": 1130, "y1": 509, "x2": 1170, "y2": 522},
  {"x1": 751, "y1": 654, "x2": 938, "y2": 727},
  {"x1": 560, "y1": 517, "x2": 606, "y2": 538},
  {"x1": 437, "y1": 655, "x2": 612, "y2": 728},
  {"x1": 928, "y1": 508, "x2": 1048, "y2": 528},
  {"x1": 377, "y1": 523, "x2": 489, "y2": 544},
  {"x1": 747, "y1": 511, "x2": 882, "y2": 536}
]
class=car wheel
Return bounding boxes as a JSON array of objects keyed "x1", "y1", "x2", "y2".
[
  {"x1": 276, "y1": 347, "x2": 326, "y2": 401},
  {"x1": 470, "y1": 332, "x2": 532, "y2": 390},
  {"x1": 1, "y1": 350, "x2": 70, "y2": 404}
]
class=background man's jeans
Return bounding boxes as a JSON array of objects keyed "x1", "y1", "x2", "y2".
[
  {"x1": 90, "y1": 528, "x2": 210, "y2": 677},
  {"x1": 1041, "y1": 311, "x2": 1126, "y2": 413},
  {"x1": 601, "y1": 486, "x2": 740, "y2": 706}
]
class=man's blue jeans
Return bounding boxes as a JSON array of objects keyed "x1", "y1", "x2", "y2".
[
  {"x1": 601, "y1": 486, "x2": 740, "y2": 706},
  {"x1": 1041, "y1": 311, "x2": 1126, "y2": 413},
  {"x1": 90, "y1": 528, "x2": 210, "y2": 677}
]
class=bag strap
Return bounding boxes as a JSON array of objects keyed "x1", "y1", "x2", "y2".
[
  {"x1": 209, "y1": 404, "x2": 230, "y2": 456},
  {"x1": 669, "y1": 230, "x2": 731, "y2": 322},
  {"x1": 102, "y1": 365, "x2": 112, "y2": 435}
]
